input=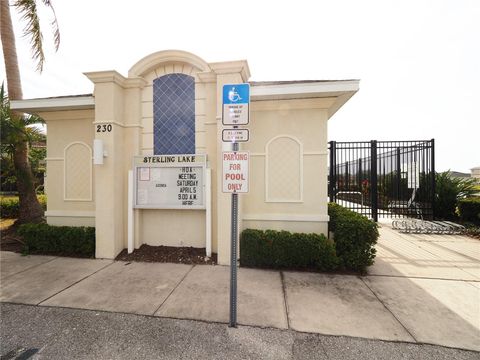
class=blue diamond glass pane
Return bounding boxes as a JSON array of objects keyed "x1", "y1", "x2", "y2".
[{"x1": 153, "y1": 74, "x2": 195, "y2": 155}]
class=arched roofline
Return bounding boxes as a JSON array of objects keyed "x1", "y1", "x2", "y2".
[{"x1": 128, "y1": 50, "x2": 210, "y2": 77}]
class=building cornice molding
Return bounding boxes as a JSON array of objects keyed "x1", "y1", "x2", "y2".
[
  {"x1": 129, "y1": 50, "x2": 211, "y2": 77},
  {"x1": 84, "y1": 70, "x2": 126, "y2": 85},
  {"x1": 197, "y1": 71, "x2": 217, "y2": 83},
  {"x1": 83, "y1": 71, "x2": 147, "y2": 89},
  {"x1": 11, "y1": 96, "x2": 95, "y2": 113},
  {"x1": 250, "y1": 80, "x2": 359, "y2": 118},
  {"x1": 209, "y1": 60, "x2": 251, "y2": 82},
  {"x1": 251, "y1": 80, "x2": 359, "y2": 100}
]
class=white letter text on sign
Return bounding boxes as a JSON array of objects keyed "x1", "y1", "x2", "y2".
[{"x1": 222, "y1": 151, "x2": 249, "y2": 193}]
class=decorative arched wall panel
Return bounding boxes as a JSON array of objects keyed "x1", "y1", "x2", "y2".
[
  {"x1": 265, "y1": 135, "x2": 303, "y2": 202},
  {"x1": 64, "y1": 142, "x2": 92, "y2": 201}
]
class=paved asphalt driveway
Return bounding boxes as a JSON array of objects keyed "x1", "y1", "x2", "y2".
[
  {"x1": 1, "y1": 303, "x2": 478, "y2": 360},
  {"x1": 1, "y1": 221, "x2": 479, "y2": 356}
]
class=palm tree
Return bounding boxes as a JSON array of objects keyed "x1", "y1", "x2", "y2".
[
  {"x1": 0, "y1": 0, "x2": 59, "y2": 224},
  {"x1": 1, "y1": 83, "x2": 46, "y2": 180}
]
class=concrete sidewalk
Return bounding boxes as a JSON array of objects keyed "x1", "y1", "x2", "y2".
[{"x1": 1, "y1": 226, "x2": 479, "y2": 352}]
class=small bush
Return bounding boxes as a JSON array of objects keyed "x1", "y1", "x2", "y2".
[
  {"x1": 0, "y1": 197, "x2": 19, "y2": 218},
  {"x1": 328, "y1": 203, "x2": 379, "y2": 272},
  {"x1": 0, "y1": 195, "x2": 46, "y2": 218},
  {"x1": 240, "y1": 229, "x2": 339, "y2": 271},
  {"x1": 457, "y1": 197, "x2": 480, "y2": 225},
  {"x1": 435, "y1": 171, "x2": 478, "y2": 220},
  {"x1": 18, "y1": 223, "x2": 95, "y2": 257}
]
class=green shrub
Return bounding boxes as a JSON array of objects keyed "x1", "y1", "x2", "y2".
[
  {"x1": 18, "y1": 223, "x2": 95, "y2": 257},
  {"x1": 328, "y1": 203, "x2": 378, "y2": 272},
  {"x1": 457, "y1": 197, "x2": 480, "y2": 224},
  {"x1": 0, "y1": 195, "x2": 46, "y2": 218},
  {"x1": 435, "y1": 171, "x2": 478, "y2": 220},
  {"x1": 0, "y1": 197, "x2": 19, "y2": 218},
  {"x1": 240, "y1": 229, "x2": 339, "y2": 271}
]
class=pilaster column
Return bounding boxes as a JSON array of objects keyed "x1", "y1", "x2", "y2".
[{"x1": 84, "y1": 71, "x2": 129, "y2": 258}]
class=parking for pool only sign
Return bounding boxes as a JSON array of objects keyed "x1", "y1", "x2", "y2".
[{"x1": 222, "y1": 151, "x2": 249, "y2": 193}]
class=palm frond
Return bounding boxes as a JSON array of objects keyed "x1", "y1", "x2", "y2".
[
  {"x1": 23, "y1": 113, "x2": 45, "y2": 126},
  {"x1": 24, "y1": 125, "x2": 45, "y2": 144},
  {"x1": 13, "y1": 0, "x2": 60, "y2": 72},
  {"x1": 0, "y1": 83, "x2": 46, "y2": 149},
  {"x1": 14, "y1": 0, "x2": 45, "y2": 72},
  {"x1": 40, "y1": 0, "x2": 60, "y2": 51}
]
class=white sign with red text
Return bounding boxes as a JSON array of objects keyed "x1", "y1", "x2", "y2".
[{"x1": 222, "y1": 151, "x2": 249, "y2": 193}]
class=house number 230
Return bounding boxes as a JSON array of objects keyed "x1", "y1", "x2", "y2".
[{"x1": 96, "y1": 124, "x2": 112, "y2": 133}]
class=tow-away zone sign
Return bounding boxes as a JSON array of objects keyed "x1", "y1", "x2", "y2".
[{"x1": 222, "y1": 151, "x2": 249, "y2": 193}]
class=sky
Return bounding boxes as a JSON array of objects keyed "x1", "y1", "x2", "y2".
[{"x1": 2, "y1": 0, "x2": 479, "y2": 173}]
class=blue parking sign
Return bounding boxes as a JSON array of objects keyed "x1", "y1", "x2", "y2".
[
  {"x1": 222, "y1": 83, "x2": 250, "y2": 125},
  {"x1": 223, "y1": 84, "x2": 250, "y2": 105}
]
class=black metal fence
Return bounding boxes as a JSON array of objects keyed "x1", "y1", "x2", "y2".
[{"x1": 328, "y1": 140, "x2": 435, "y2": 221}]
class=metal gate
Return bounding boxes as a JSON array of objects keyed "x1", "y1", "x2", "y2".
[{"x1": 328, "y1": 140, "x2": 435, "y2": 221}]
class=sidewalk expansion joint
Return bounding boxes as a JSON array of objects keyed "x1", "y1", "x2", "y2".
[
  {"x1": 359, "y1": 276, "x2": 418, "y2": 343},
  {"x1": 280, "y1": 271, "x2": 291, "y2": 330},
  {"x1": 36, "y1": 261, "x2": 115, "y2": 306},
  {"x1": 367, "y1": 273, "x2": 480, "y2": 283},
  {"x1": 1, "y1": 256, "x2": 58, "y2": 280},
  {"x1": 151, "y1": 264, "x2": 195, "y2": 316}
]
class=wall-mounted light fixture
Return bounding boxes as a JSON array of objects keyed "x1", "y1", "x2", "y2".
[{"x1": 93, "y1": 139, "x2": 108, "y2": 165}]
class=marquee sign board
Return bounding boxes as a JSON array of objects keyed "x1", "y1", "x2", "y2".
[
  {"x1": 133, "y1": 155, "x2": 206, "y2": 209},
  {"x1": 222, "y1": 151, "x2": 249, "y2": 193},
  {"x1": 222, "y1": 83, "x2": 250, "y2": 126},
  {"x1": 222, "y1": 129, "x2": 250, "y2": 143}
]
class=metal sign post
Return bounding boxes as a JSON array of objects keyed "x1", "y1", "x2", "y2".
[
  {"x1": 222, "y1": 83, "x2": 250, "y2": 328},
  {"x1": 223, "y1": 145, "x2": 250, "y2": 328},
  {"x1": 229, "y1": 141, "x2": 239, "y2": 327}
]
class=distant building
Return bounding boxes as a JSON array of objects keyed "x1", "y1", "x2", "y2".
[
  {"x1": 450, "y1": 171, "x2": 471, "y2": 179},
  {"x1": 471, "y1": 167, "x2": 480, "y2": 180}
]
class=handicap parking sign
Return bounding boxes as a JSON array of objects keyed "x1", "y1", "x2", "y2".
[{"x1": 222, "y1": 83, "x2": 250, "y2": 125}]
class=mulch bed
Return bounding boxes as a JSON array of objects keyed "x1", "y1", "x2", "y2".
[
  {"x1": 0, "y1": 225, "x2": 24, "y2": 253},
  {"x1": 465, "y1": 227, "x2": 480, "y2": 240},
  {"x1": 116, "y1": 244, "x2": 217, "y2": 265},
  {"x1": 1, "y1": 221, "x2": 217, "y2": 263}
]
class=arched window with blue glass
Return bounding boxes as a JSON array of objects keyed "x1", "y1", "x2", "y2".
[{"x1": 153, "y1": 73, "x2": 195, "y2": 155}]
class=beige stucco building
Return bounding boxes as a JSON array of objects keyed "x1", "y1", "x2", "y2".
[
  {"x1": 11, "y1": 50, "x2": 359, "y2": 265},
  {"x1": 471, "y1": 167, "x2": 480, "y2": 180}
]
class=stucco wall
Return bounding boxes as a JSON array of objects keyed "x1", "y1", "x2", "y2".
[
  {"x1": 241, "y1": 98, "x2": 332, "y2": 235},
  {"x1": 139, "y1": 209, "x2": 206, "y2": 247},
  {"x1": 42, "y1": 109, "x2": 95, "y2": 227}
]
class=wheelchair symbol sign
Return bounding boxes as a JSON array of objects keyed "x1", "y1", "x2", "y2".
[
  {"x1": 228, "y1": 87, "x2": 242, "y2": 102},
  {"x1": 223, "y1": 84, "x2": 249, "y2": 105},
  {"x1": 222, "y1": 83, "x2": 250, "y2": 125}
]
